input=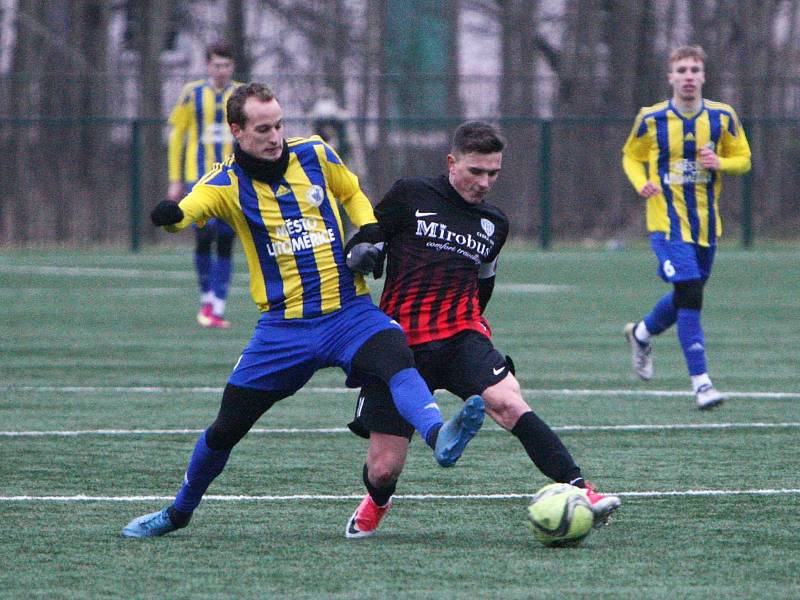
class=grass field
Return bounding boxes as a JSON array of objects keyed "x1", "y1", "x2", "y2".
[{"x1": 1, "y1": 245, "x2": 798, "y2": 599}]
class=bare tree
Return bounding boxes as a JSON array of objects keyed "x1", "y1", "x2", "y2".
[
  {"x1": 128, "y1": 0, "x2": 176, "y2": 243},
  {"x1": 226, "y1": 0, "x2": 251, "y2": 80},
  {"x1": 496, "y1": 0, "x2": 539, "y2": 237}
]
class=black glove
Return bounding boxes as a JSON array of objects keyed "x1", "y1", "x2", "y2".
[
  {"x1": 151, "y1": 201, "x2": 184, "y2": 226},
  {"x1": 346, "y1": 242, "x2": 384, "y2": 275}
]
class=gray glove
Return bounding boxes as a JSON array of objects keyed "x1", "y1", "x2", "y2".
[{"x1": 346, "y1": 242, "x2": 385, "y2": 276}]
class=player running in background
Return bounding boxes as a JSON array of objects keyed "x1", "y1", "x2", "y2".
[
  {"x1": 343, "y1": 121, "x2": 620, "y2": 539},
  {"x1": 121, "y1": 83, "x2": 484, "y2": 538},
  {"x1": 168, "y1": 41, "x2": 242, "y2": 328},
  {"x1": 622, "y1": 45, "x2": 751, "y2": 409}
]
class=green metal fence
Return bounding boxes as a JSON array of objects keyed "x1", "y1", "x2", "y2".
[{"x1": 0, "y1": 116, "x2": 794, "y2": 250}]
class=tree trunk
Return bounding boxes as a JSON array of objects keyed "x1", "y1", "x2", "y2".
[
  {"x1": 226, "y1": 0, "x2": 251, "y2": 80},
  {"x1": 498, "y1": 0, "x2": 538, "y2": 237},
  {"x1": 131, "y1": 0, "x2": 175, "y2": 244}
]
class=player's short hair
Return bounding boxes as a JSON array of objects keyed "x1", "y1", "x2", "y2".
[
  {"x1": 206, "y1": 41, "x2": 235, "y2": 62},
  {"x1": 668, "y1": 45, "x2": 707, "y2": 68},
  {"x1": 451, "y1": 121, "x2": 505, "y2": 156},
  {"x1": 227, "y1": 83, "x2": 276, "y2": 127}
]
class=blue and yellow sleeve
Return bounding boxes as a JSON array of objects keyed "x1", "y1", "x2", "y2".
[
  {"x1": 320, "y1": 141, "x2": 377, "y2": 228},
  {"x1": 622, "y1": 110, "x2": 652, "y2": 191},
  {"x1": 165, "y1": 173, "x2": 228, "y2": 232},
  {"x1": 167, "y1": 85, "x2": 195, "y2": 183},
  {"x1": 717, "y1": 108, "x2": 751, "y2": 175}
]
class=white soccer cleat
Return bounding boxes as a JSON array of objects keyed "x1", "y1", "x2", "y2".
[
  {"x1": 624, "y1": 322, "x2": 653, "y2": 380},
  {"x1": 695, "y1": 383, "x2": 725, "y2": 410}
]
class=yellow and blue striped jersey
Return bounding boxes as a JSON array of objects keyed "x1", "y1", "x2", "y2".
[
  {"x1": 168, "y1": 79, "x2": 243, "y2": 184},
  {"x1": 622, "y1": 99, "x2": 751, "y2": 246},
  {"x1": 169, "y1": 136, "x2": 376, "y2": 319}
]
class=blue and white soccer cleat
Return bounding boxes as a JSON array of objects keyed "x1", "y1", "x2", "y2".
[
  {"x1": 121, "y1": 507, "x2": 181, "y2": 538},
  {"x1": 434, "y1": 394, "x2": 485, "y2": 467}
]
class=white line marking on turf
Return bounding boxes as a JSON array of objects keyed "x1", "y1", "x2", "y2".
[
  {"x1": 496, "y1": 283, "x2": 575, "y2": 293},
  {"x1": 4, "y1": 385, "x2": 800, "y2": 399},
  {"x1": 1, "y1": 489, "x2": 799, "y2": 502},
  {"x1": 0, "y1": 265, "x2": 570, "y2": 293},
  {"x1": 3, "y1": 422, "x2": 800, "y2": 437}
]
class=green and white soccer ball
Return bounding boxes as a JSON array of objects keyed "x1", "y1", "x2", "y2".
[{"x1": 526, "y1": 483, "x2": 594, "y2": 547}]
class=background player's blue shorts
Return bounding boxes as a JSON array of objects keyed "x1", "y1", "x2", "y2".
[
  {"x1": 192, "y1": 217, "x2": 234, "y2": 237},
  {"x1": 650, "y1": 232, "x2": 716, "y2": 283},
  {"x1": 186, "y1": 181, "x2": 235, "y2": 237},
  {"x1": 228, "y1": 296, "x2": 403, "y2": 392}
]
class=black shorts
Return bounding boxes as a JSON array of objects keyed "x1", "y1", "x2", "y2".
[{"x1": 348, "y1": 330, "x2": 510, "y2": 439}]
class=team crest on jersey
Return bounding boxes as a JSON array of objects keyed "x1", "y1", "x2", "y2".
[
  {"x1": 481, "y1": 218, "x2": 495, "y2": 237},
  {"x1": 307, "y1": 185, "x2": 325, "y2": 207}
]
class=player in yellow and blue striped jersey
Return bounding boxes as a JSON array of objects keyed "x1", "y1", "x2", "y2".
[
  {"x1": 167, "y1": 41, "x2": 242, "y2": 328},
  {"x1": 121, "y1": 83, "x2": 485, "y2": 538},
  {"x1": 622, "y1": 45, "x2": 751, "y2": 410}
]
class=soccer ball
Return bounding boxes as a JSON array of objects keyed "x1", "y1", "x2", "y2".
[{"x1": 526, "y1": 483, "x2": 594, "y2": 547}]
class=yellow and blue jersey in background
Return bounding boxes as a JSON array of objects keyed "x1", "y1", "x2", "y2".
[
  {"x1": 622, "y1": 99, "x2": 751, "y2": 246},
  {"x1": 168, "y1": 79, "x2": 243, "y2": 185},
  {"x1": 168, "y1": 136, "x2": 376, "y2": 319}
]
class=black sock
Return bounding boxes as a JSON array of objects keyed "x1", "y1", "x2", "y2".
[
  {"x1": 511, "y1": 411, "x2": 582, "y2": 483},
  {"x1": 167, "y1": 505, "x2": 192, "y2": 528},
  {"x1": 363, "y1": 464, "x2": 396, "y2": 507},
  {"x1": 425, "y1": 422, "x2": 441, "y2": 449}
]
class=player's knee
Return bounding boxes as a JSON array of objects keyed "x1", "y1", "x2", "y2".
[
  {"x1": 483, "y1": 376, "x2": 529, "y2": 429},
  {"x1": 205, "y1": 421, "x2": 243, "y2": 451},
  {"x1": 673, "y1": 280, "x2": 704, "y2": 310},
  {"x1": 206, "y1": 384, "x2": 281, "y2": 451},
  {"x1": 367, "y1": 459, "x2": 403, "y2": 487},
  {"x1": 216, "y1": 233, "x2": 234, "y2": 258},
  {"x1": 352, "y1": 328, "x2": 415, "y2": 383},
  {"x1": 196, "y1": 227, "x2": 214, "y2": 253}
]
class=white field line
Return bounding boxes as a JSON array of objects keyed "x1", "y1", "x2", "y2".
[
  {"x1": 1, "y1": 489, "x2": 799, "y2": 502},
  {"x1": 4, "y1": 385, "x2": 800, "y2": 399},
  {"x1": 3, "y1": 422, "x2": 800, "y2": 437},
  {"x1": 0, "y1": 265, "x2": 196, "y2": 279},
  {"x1": 0, "y1": 265, "x2": 571, "y2": 292}
]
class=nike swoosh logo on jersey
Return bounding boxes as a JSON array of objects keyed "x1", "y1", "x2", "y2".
[
  {"x1": 415, "y1": 210, "x2": 437, "y2": 217},
  {"x1": 493, "y1": 366, "x2": 505, "y2": 375},
  {"x1": 424, "y1": 402, "x2": 440, "y2": 410}
]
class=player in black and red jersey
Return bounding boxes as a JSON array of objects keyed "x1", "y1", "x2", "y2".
[{"x1": 342, "y1": 121, "x2": 620, "y2": 538}]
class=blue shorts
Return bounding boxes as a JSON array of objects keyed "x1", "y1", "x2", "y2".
[
  {"x1": 194, "y1": 218, "x2": 234, "y2": 236},
  {"x1": 228, "y1": 296, "x2": 403, "y2": 392},
  {"x1": 650, "y1": 233, "x2": 715, "y2": 283}
]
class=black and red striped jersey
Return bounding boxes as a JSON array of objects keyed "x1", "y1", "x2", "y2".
[{"x1": 375, "y1": 174, "x2": 509, "y2": 345}]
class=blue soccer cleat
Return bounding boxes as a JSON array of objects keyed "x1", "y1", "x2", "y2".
[
  {"x1": 121, "y1": 507, "x2": 181, "y2": 538},
  {"x1": 434, "y1": 394, "x2": 485, "y2": 467}
]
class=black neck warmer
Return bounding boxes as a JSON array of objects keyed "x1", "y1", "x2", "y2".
[{"x1": 234, "y1": 140, "x2": 290, "y2": 183}]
